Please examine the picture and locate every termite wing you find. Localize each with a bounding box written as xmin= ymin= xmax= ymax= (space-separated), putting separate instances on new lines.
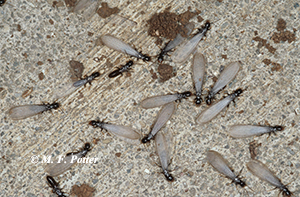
xmin=192 ymin=52 xmax=206 ymax=105
xmin=158 ymin=23 xmax=194 ymax=63
xmin=54 ymin=72 xmax=100 ymax=99
xmin=45 ymin=143 xmax=91 ymax=177
xmin=206 ymin=61 xmax=240 ymax=105
xmin=140 ymin=91 xmax=191 ymax=109
xmin=196 ymin=88 xmax=243 ymax=125
xmin=247 ymin=160 xmax=293 ymax=197
xmin=8 ymin=102 xmax=60 ymax=120
xmin=228 ymin=125 xmax=284 ymax=138
xmin=142 ymin=102 xmax=176 ymax=143
xmin=46 ymin=176 xmax=66 ymax=197
xmin=71 ymin=0 xmax=100 ymax=20
xmin=171 ymin=21 xmax=211 ymax=63
xmin=207 ymin=150 xmax=247 ymax=187
xmin=101 ymin=34 xmax=151 ymax=61
xmin=89 ymin=120 xmax=141 ymax=145
xmin=155 ymin=132 xmax=174 ymax=182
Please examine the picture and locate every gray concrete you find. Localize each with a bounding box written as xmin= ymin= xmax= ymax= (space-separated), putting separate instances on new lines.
xmin=1 ymin=0 xmax=299 ymax=196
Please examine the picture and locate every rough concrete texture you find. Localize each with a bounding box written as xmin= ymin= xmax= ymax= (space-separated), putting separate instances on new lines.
xmin=1 ymin=0 xmax=300 ymax=197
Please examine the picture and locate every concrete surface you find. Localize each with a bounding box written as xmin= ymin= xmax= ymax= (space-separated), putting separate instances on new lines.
xmin=1 ymin=0 xmax=300 ymax=196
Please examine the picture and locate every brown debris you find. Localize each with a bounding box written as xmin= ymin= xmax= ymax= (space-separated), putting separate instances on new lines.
xmin=115 ymin=152 xmax=121 ymax=157
xmin=271 ymin=31 xmax=296 ymax=43
xmin=21 ymin=88 xmax=33 ymax=98
xmin=276 ymin=18 xmax=286 ymax=31
xmin=271 ymin=18 xmax=296 ymax=43
xmin=64 ymin=0 xmax=76 ymax=7
xmin=249 ymin=140 xmax=261 ymax=159
xmin=262 ymin=59 xmax=283 ymax=72
xmin=97 ymin=2 xmax=120 ymax=18
xmin=253 ymin=36 xmax=276 ymax=54
xmin=38 ymin=72 xmax=45 ymax=80
xmin=157 ymin=64 xmax=176 ymax=82
xmin=150 ymin=68 xmax=158 ymax=80
xmin=221 ymin=54 xmax=227 ymax=59
xmin=71 ymin=183 xmax=95 ymax=197
xmin=69 ymin=60 xmax=84 ymax=82
xmin=148 ymin=9 xmax=199 ymax=40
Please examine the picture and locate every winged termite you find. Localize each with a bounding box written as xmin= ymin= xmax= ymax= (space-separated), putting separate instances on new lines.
xmin=157 ymin=23 xmax=194 ymax=63
xmin=141 ymin=102 xmax=176 ymax=143
xmin=192 ymin=52 xmax=206 ymax=105
xmin=247 ymin=160 xmax=293 ymax=197
xmin=101 ymin=34 xmax=151 ymax=61
xmin=206 ymin=61 xmax=240 ymax=105
xmin=207 ymin=150 xmax=247 ymax=187
xmin=45 ymin=143 xmax=91 ymax=177
xmin=89 ymin=120 xmax=141 ymax=145
xmin=8 ymin=102 xmax=60 ymax=120
xmin=171 ymin=21 xmax=211 ymax=63
xmin=54 ymin=71 xmax=99 ymax=99
xmin=228 ymin=125 xmax=284 ymax=138
xmin=140 ymin=91 xmax=191 ymax=109
xmin=155 ymin=132 xmax=174 ymax=182
xmin=196 ymin=88 xmax=243 ymax=124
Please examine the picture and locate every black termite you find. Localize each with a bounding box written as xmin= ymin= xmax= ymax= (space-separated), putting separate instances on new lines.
xmin=8 ymin=102 xmax=60 ymax=120
xmin=73 ymin=71 xmax=100 ymax=87
xmin=108 ymin=60 xmax=134 ymax=78
xmin=46 ymin=176 xmax=66 ymax=197
xmin=66 ymin=142 xmax=91 ymax=157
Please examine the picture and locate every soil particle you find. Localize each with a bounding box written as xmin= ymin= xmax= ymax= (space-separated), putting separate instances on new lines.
xmin=148 ymin=8 xmax=200 ymax=40
xmin=97 ymin=2 xmax=120 ymax=18
xmin=157 ymin=64 xmax=176 ymax=82
xmin=69 ymin=60 xmax=84 ymax=82
xmin=262 ymin=59 xmax=283 ymax=72
xmin=64 ymin=0 xmax=76 ymax=7
xmin=21 ymin=88 xmax=33 ymax=98
xmin=249 ymin=140 xmax=261 ymax=159
xmin=253 ymin=36 xmax=276 ymax=54
xmin=271 ymin=18 xmax=296 ymax=43
xmin=71 ymin=183 xmax=95 ymax=197
xmin=38 ymin=72 xmax=45 ymax=80
xmin=150 ymin=68 xmax=158 ymax=80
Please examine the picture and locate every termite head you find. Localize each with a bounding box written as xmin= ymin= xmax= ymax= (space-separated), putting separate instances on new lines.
xmin=281 ymin=186 xmax=292 ymax=197
xmin=206 ymin=93 xmax=213 ymax=105
xmin=91 ymin=72 xmax=100 ymax=78
xmin=0 ymin=0 xmax=6 ymax=6
xmin=163 ymin=169 xmax=175 ymax=182
xmin=272 ymin=125 xmax=284 ymax=132
xmin=182 ymin=91 xmax=192 ymax=98
xmin=127 ymin=60 xmax=134 ymax=66
xmin=205 ymin=21 xmax=211 ymax=30
xmin=157 ymin=54 xmax=164 ymax=63
xmin=141 ymin=136 xmax=150 ymax=144
xmin=89 ymin=120 xmax=104 ymax=128
xmin=47 ymin=102 xmax=60 ymax=110
xmin=195 ymin=92 xmax=202 ymax=105
xmin=142 ymin=54 xmax=151 ymax=62
xmin=233 ymin=88 xmax=243 ymax=97
xmin=84 ymin=143 xmax=91 ymax=151
xmin=233 ymin=177 xmax=246 ymax=188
